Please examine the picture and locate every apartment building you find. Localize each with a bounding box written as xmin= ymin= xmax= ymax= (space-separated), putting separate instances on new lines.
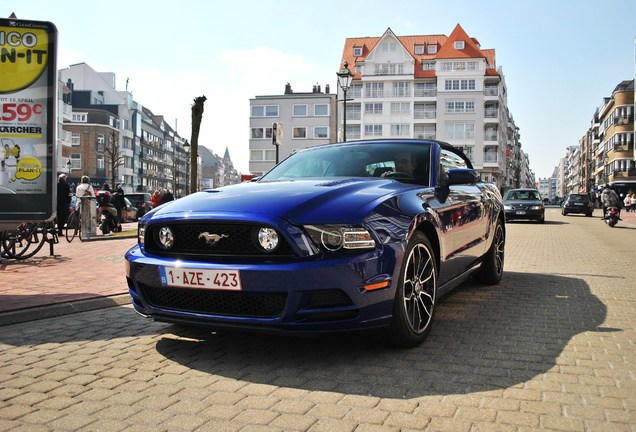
xmin=571 ymin=79 xmax=635 ymax=198
xmin=336 ymin=25 xmax=526 ymax=188
xmin=58 ymin=63 xmax=219 ymax=195
xmin=249 ymin=83 xmax=336 ymax=176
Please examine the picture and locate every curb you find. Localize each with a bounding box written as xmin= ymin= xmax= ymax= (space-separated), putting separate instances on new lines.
xmin=0 ymin=294 xmax=131 ymax=326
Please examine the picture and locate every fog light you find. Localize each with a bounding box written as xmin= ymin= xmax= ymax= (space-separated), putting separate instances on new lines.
xmin=157 ymin=226 xmax=174 ymax=250
xmin=257 ymin=227 xmax=279 ymax=252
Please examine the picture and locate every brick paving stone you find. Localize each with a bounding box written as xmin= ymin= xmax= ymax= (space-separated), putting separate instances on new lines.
xmin=0 ymin=208 xmax=635 ymax=431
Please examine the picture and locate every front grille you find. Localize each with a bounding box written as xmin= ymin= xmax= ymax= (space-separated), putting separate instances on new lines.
xmin=144 ymin=222 xmax=294 ymax=257
xmin=140 ymin=284 xmax=287 ymax=318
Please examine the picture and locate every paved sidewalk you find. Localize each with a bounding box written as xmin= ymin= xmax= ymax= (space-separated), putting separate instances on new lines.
xmin=0 ymin=223 xmax=138 ymax=325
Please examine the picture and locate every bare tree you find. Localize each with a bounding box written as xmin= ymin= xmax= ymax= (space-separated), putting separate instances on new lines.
xmin=190 ymin=95 xmax=206 ymax=193
xmin=105 ymin=129 xmax=124 ymax=187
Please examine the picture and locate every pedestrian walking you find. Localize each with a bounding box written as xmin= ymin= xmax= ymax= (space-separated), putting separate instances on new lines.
xmin=162 ymin=188 xmax=174 ymax=203
xmin=151 ymin=189 xmax=162 ymax=208
xmin=624 ymin=193 xmax=632 ymax=212
xmin=113 ymin=184 xmax=126 ymax=223
xmin=75 ymin=175 xmax=95 ymax=211
xmin=630 ymin=192 xmax=636 ymax=212
xmin=56 ymin=173 xmax=71 ymax=236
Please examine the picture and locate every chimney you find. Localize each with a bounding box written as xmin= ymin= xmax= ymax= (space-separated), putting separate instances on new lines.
xmin=317 ymin=84 xmax=321 ymax=93
xmin=285 ymin=83 xmax=292 ymax=94
xmin=325 ymin=84 xmax=330 ymax=94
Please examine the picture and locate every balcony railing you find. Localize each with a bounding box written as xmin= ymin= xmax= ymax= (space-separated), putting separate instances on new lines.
xmin=484 ymin=132 xmax=498 ymax=141
xmin=414 ymin=89 xmax=436 ymax=97
xmin=414 ymin=110 xmax=436 ymax=119
xmin=484 ymin=87 xmax=498 ymax=96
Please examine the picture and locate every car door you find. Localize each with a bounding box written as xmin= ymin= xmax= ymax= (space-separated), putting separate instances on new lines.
xmin=434 ymin=148 xmax=488 ymax=280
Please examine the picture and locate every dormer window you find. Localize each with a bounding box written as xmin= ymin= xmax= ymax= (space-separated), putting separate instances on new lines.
xmin=353 ymin=46 xmax=363 ymax=57
xmin=427 ymin=44 xmax=437 ymax=54
xmin=454 ymin=41 xmax=465 ymax=50
xmin=414 ymin=44 xmax=425 ymax=55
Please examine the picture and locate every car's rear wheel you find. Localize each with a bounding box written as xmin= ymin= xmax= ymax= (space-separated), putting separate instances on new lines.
xmin=473 ymin=218 xmax=505 ymax=285
xmin=387 ymin=232 xmax=437 ymax=348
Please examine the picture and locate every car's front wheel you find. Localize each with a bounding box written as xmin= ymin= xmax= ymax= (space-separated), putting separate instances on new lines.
xmin=387 ymin=232 xmax=437 ymax=348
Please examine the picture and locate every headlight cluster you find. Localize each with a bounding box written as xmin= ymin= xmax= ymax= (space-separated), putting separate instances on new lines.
xmin=304 ymin=225 xmax=375 ymax=252
xmin=138 ymin=225 xmax=146 ymax=244
xmin=531 ymin=205 xmax=544 ymax=210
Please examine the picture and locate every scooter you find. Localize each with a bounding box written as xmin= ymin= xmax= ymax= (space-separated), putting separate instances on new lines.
xmin=96 ymin=190 xmax=122 ymax=235
xmin=604 ymin=207 xmax=620 ymax=228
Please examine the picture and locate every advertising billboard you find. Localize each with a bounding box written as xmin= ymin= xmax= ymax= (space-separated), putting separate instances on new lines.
xmin=0 ymin=18 xmax=57 ymax=229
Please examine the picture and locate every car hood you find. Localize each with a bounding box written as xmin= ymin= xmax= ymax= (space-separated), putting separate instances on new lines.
xmin=146 ymin=178 xmax=412 ymax=224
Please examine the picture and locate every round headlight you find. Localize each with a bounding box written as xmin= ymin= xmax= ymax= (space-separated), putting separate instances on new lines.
xmin=321 ymin=229 xmax=343 ymax=251
xmin=157 ymin=226 xmax=174 ymax=250
xmin=257 ymin=227 xmax=279 ymax=252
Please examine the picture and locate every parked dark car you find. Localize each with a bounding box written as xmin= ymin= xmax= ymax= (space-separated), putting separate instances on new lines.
xmin=503 ymin=188 xmax=545 ymax=223
xmin=561 ymin=193 xmax=594 ymax=217
xmin=126 ymin=193 xmax=152 ymax=220
xmin=125 ymin=139 xmax=506 ymax=347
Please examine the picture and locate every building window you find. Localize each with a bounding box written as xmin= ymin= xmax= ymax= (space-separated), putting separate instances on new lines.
xmin=391 ymin=102 xmax=410 ymax=114
xmin=364 ymin=124 xmax=382 ymax=137
xmin=445 ymin=123 xmax=475 ymax=140
xmin=381 ymin=42 xmax=397 ymax=52
xmin=454 ymin=41 xmax=465 ymax=50
xmin=444 ymin=79 xmax=476 ymax=91
xmin=445 ymin=101 xmax=475 ymax=113
xmin=390 ymin=124 xmax=410 ymax=136
xmin=251 ymin=128 xmax=264 ymax=139
xmin=467 ymin=61 xmax=478 ymax=70
xmin=364 ymin=82 xmax=384 ymax=98
xmin=414 ymin=82 xmax=436 ymax=97
xmin=250 ymin=149 xmax=277 ymax=162
xmin=346 ymin=103 xmax=361 ymax=121
xmin=293 ymin=127 xmax=307 ymax=139
xmin=350 ymin=84 xmax=362 ymax=99
xmin=353 ymin=46 xmax=363 ymax=56
xmin=314 ymin=104 xmax=329 ymax=116
xmin=414 ymin=44 xmax=425 ymax=55
xmin=365 ymin=103 xmax=383 ymax=114
xmin=427 ymin=44 xmax=437 ymax=54
xmin=72 ymin=113 xmax=87 ymax=122
xmin=70 ymin=153 xmax=81 ymax=170
xmin=393 ymin=82 xmax=410 ymax=98
xmin=71 ymin=133 xmax=80 ymax=146
xmin=293 ymin=104 xmax=308 ymax=117
xmin=251 ymin=105 xmax=279 ymax=117
xmin=314 ymin=126 xmax=328 ymax=139
xmin=422 ymin=61 xmax=435 ymax=71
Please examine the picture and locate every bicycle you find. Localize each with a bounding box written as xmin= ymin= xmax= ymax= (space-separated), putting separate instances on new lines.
xmin=65 ymin=211 xmax=81 ymax=242
xmin=1 ymin=221 xmax=58 ymax=260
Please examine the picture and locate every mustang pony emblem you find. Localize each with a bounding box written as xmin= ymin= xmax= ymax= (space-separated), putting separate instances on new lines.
xmin=198 ymin=232 xmax=228 ymax=246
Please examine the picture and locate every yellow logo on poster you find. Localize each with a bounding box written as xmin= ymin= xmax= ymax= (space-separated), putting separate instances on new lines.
xmin=15 ymin=157 xmax=42 ymax=180
xmin=0 ymin=28 xmax=49 ymax=93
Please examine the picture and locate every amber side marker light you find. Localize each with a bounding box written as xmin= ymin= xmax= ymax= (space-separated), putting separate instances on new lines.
xmin=364 ymin=281 xmax=390 ymax=291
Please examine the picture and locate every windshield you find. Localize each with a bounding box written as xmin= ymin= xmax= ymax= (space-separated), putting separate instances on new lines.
xmin=568 ymin=195 xmax=588 ymax=203
xmin=505 ymin=190 xmax=541 ymax=201
xmin=260 ymin=142 xmax=432 ymax=186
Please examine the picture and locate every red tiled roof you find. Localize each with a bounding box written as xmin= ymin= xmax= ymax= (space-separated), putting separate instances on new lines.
xmin=340 ymin=24 xmax=499 ymax=80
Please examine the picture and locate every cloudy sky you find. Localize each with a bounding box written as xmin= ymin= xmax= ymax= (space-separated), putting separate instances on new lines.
xmin=9 ymin=0 xmax=636 ymax=177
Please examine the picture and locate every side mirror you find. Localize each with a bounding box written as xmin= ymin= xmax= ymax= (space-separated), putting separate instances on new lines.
xmin=445 ymin=168 xmax=479 ymax=186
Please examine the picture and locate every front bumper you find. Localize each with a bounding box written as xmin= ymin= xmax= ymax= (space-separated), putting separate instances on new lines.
xmin=125 ymin=245 xmax=397 ymax=333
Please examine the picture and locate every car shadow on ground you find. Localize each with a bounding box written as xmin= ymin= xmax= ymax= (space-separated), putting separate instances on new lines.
xmin=151 ymin=271 xmax=610 ymax=398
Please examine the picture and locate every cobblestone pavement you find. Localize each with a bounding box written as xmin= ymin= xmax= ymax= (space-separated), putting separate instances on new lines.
xmin=0 ymin=209 xmax=634 ymax=431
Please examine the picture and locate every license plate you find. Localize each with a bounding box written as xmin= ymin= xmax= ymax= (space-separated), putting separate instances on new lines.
xmin=515 ymin=210 xmax=526 ymax=215
xmin=574 ymin=203 xmax=583 ymax=206
xmin=160 ymin=267 xmax=242 ymax=290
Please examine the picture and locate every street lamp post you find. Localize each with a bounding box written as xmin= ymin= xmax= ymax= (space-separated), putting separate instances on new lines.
xmin=336 ymin=61 xmax=354 ymax=142
xmin=66 ymin=159 xmax=72 ymax=177
xmin=183 ymin=140 xmax=190 ymax=195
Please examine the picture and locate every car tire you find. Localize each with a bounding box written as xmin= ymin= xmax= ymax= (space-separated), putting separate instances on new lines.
xmin=387 ymin=231 xmax=437 ymax=348
xmin=562 ymin=210 xmax=567 ymax=216
xmin=473 ymin=218 xmax=505 ymax=285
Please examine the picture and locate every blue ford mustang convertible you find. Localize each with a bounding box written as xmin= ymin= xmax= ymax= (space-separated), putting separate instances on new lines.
xmin=125 ymin=139 xmax=505 ymax=347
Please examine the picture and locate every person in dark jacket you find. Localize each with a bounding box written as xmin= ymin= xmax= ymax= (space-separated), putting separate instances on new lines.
xmin=56 ymin=173 xmax=71 ymax=236
xmin=162 ymin=188 xmax=174 ymax=203
xmin=113 ymin=184 xmax=126 ymax=223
